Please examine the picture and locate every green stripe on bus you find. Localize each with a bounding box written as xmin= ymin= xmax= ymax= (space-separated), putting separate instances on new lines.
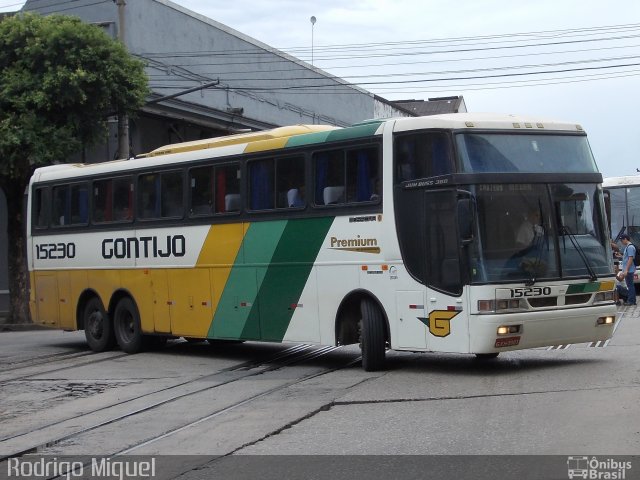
xmin=285 ymin=130 xmax=334 ymax=148
xmin=566 ymin=282 xmax=601 ymax=294
xmin=250 ymin=216 xmax=334 ymax=341
xmin=209 ymin=221 xmax=287 ymax=340
xmin=209 ymin=217 xmax=334 ymax=341
xmin=325 ymin=122 xmax=382 ymax=142
xmin=284 ymin=122 xmax=382 ymax=149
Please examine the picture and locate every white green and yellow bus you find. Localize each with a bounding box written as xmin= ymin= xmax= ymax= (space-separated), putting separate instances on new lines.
xmin=27 ymin=113 xmax=617 ymax=371
xmin=603 ymin=176 xmax=640 ymax=244
xmin=603 ymin=176 xmax=640 ymax=281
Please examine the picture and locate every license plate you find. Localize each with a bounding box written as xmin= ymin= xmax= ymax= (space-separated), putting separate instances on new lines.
xmin=495 ymin=336 xmax=520 ymax=348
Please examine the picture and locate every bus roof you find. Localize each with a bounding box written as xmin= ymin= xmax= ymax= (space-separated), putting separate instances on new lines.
xmin=141 ymin=124 xmax=339 ymax=157
xmin=392 ymin=112 xmax=585 ymax=133
xmin=30 ymin=113 xmax=587 ymax=184
xmin=30 ymin=121 xmax=385 ymax=183
xmin=603 ymin=175 xmax=640 ymax=188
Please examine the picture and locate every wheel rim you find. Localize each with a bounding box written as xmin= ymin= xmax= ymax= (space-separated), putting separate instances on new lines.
xmin=118 ymin=309 xmax=136 ymax=343
xmin=87 ymin=310 xmax=104 ymax=339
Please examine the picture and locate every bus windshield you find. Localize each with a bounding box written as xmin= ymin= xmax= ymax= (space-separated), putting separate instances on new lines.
xmin=607 ymin=184 xmax=640 ymax=245
xmin=468 ymin=183 xmax=611 ymax=283
xmin=455 ymin=133 xmax=597 ymax=173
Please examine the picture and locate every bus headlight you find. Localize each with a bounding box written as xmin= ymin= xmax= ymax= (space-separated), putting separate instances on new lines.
xmin=497 ymin=325 xmax=522 ymax=335
xmin=596 ymin=316 xmax=615 ymax=325
xmin=594 ymin=291 xmax=615 ymax=303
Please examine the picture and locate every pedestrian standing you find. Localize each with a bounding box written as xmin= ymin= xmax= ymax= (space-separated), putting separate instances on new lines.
xmin=618 ymin=234 xmax=637 ymax=306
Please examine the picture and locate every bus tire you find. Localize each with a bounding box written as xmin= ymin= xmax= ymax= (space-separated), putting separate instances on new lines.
xmin=206 ymin=339 xmax=245 ymax=345
xmin=360 ymin=298 xmax=386 ymax=372
xmin=113 ymin=297 xmax=144 ymax=354
xmin=83 ymin=297 xmax=115 ymax=352
xmin=475 ymin=353 xmax=499 ymax=359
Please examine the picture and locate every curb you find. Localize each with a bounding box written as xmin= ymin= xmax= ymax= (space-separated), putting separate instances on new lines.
xmin=0 ymin=322 xmax=52 ymax=332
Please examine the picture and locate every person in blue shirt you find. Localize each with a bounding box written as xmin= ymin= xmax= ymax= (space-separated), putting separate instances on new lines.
xmin=619 ymin=234 xmax=637 ymax=306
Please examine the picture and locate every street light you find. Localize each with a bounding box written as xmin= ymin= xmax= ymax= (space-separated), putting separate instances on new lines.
xmin=310 ymin=16 xmax=316 ymax=66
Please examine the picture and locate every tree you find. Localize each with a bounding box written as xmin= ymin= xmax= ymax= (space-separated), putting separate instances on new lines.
xmin=0 ymin=13 xmax=148 ymax=323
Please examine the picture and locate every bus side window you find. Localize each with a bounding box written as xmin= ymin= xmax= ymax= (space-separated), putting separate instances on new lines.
xmin=215 ymin=164 xmax=240 ymax=213
xmin=276 ymin=156 xmax=305 ymax=209
xmin=113 ymin=178 xmax=133 ymax=221
xmin=395 ymin=132 xmax=453 ymax=181
xmin=94 ymin=178 xmax=132 ymax=223
xmin=161 ymin=171 xmax=184 ymax=218
xmin=93 ymin=179 xmax=111 ymax=222
xmin=33 ymin=187 xmax=49 ymax=229
xmin=52 ymin=185 xmax=68 ymax=226
xmin=249 ymin=159 xmax=274 ymax=210
xmin=314 ymin=150 xmax=344 ymax=205
xmin=190 ymin=166 xmax=213 ymax=216
xmin=51 ymin=182 xmax=88 ymax=226
xmin=346 ymin=146 xmax=379 ymax=203
xmin=139 ymin=171 xmax=183 ymax=219
xmin=70 ymin=183 xmax=89 ymax=224
xmin=139 ymin=174 xmax=160 ymax=219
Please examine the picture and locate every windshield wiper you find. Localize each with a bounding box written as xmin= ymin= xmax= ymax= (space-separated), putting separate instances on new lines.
xmin=561 ymin=225 xmax=598 ymax=281
xmin=525 ymin=232 xmax=546 ymax=286
xmin=525 ymin=204 xmax=547 ymax=286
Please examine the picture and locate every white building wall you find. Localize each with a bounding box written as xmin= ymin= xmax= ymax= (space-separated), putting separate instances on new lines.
xmin=22 ymin=0 xmax=409 ymax=130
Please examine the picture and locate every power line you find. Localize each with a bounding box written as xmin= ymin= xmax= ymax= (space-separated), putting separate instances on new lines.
xmin=148 ymin=67 xmax=640 ymax=96
xmin=138 ymin=22 xmax=640 ymax=57
xmin=146 ymin=54 xmax=640 ymax=84
xmin=229 ymin=62 xmax=640 ymax=89
xmin=136 ymin=32 xmax=640 ymax=71
xmin=155 ymin=43 xmax=640 ymax=72
xmin=148 ymin=62 xmax=640 ymax=95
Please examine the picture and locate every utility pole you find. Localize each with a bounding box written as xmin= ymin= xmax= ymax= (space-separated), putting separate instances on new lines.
xmin=310 ymin=16 xmax=316 ymax=66
xmin=115 ymin=0 xmax=129 ymax=159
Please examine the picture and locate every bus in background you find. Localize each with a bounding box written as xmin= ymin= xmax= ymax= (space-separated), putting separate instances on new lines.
xmin=603 ymin=176 xmax=640 ymax=278
xmin=27 ymin=113 xmax=617 ymax=371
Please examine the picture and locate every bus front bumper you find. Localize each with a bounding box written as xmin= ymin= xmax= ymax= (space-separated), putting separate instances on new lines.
xmin=469 ymin=304 xmax=618 ymax=354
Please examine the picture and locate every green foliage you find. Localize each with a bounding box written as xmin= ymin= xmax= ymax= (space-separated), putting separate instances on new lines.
xmin=0 ymin=12 xmax=149 ymax=176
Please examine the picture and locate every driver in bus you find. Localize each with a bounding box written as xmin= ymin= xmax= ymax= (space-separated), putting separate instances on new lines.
xmin=515 ymin=209 xmax=543 ymax=248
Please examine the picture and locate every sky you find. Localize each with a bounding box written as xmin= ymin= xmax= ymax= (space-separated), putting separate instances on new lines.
xmin=2 ymin=0 xmax=640 ymax=178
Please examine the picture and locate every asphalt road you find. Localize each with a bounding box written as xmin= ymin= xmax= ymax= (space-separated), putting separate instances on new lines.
xmin=0 ymin=305 xmax=638 ymax=480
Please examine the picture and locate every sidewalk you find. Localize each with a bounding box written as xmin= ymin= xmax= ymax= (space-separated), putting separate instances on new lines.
xmin=0 ymin=313 xmax=49 ymax=332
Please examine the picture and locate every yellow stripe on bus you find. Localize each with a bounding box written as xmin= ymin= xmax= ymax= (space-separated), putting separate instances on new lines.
xmin=243 ymin=137 xmax=290 ymax=154
xmin=197 ymin=223 xmax=248 ymax=335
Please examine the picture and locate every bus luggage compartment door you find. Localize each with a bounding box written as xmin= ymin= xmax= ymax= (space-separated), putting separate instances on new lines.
xmin=34 ymin=272 xmax=59 ymax=327
xmin=395 ymin=291 xmax=427 ymax=350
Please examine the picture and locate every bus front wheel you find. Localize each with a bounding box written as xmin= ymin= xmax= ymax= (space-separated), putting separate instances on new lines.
xmin=360 ymin=298 xmax=386 ymax=372
xmin=113 ymin=297 xmax=144 ymax=354
xmin=83 ymin=297 xmax=115 ymax=352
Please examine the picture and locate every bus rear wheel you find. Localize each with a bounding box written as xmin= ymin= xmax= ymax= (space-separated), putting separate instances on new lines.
xmin=360 ymin=298 xmax=386 ymax=372
xmin=113 ymin=297 xmax=144 ymax=354
xmin=83 ymin=297 xmax=115 ymax=352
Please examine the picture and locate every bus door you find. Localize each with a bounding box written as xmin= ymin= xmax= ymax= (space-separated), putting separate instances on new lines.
xmin=423 ymin=189 xmax=469 ymax=353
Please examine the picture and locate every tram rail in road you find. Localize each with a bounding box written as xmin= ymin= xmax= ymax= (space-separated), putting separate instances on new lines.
xmin=0 ymin=340 xmax=360 ymax=461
